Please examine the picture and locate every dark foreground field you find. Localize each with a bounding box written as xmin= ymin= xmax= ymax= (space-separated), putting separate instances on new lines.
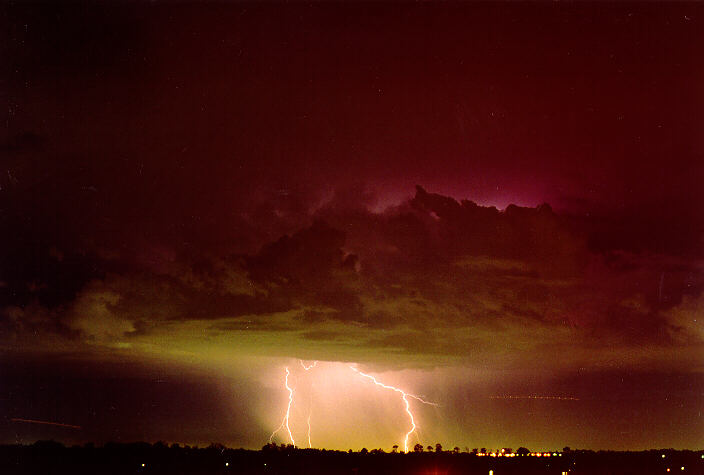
xmin=1 ymin=442 xmax=702 ymax=475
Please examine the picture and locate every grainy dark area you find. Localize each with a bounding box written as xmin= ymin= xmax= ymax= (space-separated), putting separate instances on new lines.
xmin=1 ymin=443 xmax=703 ymax=475
xmin=2 ymin=0 xmax=703 ymax=452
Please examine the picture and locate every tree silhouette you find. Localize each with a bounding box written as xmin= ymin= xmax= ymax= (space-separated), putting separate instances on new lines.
xmin=392 ymin=445 xmax=399 ymax=453
xmin=0 ymin=440 xmax=683 ymax=475
xmin=435 ymin=443 xmax=443 ymax=453
xmin=262 ymin=443 xmax=278 ymax=452
xmin=207 ymin=442 xmax=225 ymax=452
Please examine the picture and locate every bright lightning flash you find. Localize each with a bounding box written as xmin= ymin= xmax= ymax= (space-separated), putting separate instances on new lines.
xmin=300 ymin=360 xmax=318 ymax=448
xmin=269 ymin=367 xmax=295 ymax=446
xmin=300 ymin=360 xmax=317 ymax=371
xmin=350 ymin=366 xmax=437 ymax=453
xmin=270 ymin=362 xmax=318 ymax=448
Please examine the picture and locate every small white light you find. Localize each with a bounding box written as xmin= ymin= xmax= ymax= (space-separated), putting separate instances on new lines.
xmin=663 ymin=455 xmax=667 ymax=458
xmin=225 ymin=462 xmax=229 ymax=467
xmin=141 ymin=463 xmax=145 ymax=467
xmin=681 ymin=467 xmax=685 ymax=471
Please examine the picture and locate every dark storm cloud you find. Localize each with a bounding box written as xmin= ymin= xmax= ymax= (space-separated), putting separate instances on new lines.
xmin=3 ymin=1 xmax=702 ymax=278
xmin=1 ymin=1 xmax=703 ymax=449
xmin=3 ymin=183 xmax=700 ymax=374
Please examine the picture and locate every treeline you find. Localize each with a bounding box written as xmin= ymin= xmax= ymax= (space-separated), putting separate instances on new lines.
xmin=0 ymin=441 xmax=702 ymax=475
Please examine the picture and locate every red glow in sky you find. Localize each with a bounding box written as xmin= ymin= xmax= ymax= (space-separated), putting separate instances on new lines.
xmin=1 ymin=1 xmax=703 ymax=451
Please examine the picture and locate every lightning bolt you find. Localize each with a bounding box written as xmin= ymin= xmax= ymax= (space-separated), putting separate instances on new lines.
xmin=350 ymin=366 xmax=437 ymax=453
xmin=269 ymin=367 xmax=295 ymax=446
xmin=300 ymin=360 xmax=317 ymax=371
xmin=300 ymin=360 xmax=317 ymax=447
xmin=269 ymin=362 xmax=437 ymax=451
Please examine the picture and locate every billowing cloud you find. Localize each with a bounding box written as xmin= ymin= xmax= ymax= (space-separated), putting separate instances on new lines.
xmin=2 ymin=186 xmax=700 ymax=378
xmin=2 ymin=2 xmax=703 ymax=449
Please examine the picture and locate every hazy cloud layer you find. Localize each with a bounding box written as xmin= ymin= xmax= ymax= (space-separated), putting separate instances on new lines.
xmin=2 ymin=2 xmax=704 ymax=449
xmin=1 ymin=186 xmax=701 ymax=376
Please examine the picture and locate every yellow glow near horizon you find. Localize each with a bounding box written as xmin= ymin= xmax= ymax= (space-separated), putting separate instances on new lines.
xmin=262 ymin=360 xmax=442 ymax=451
xmin=269 ymin=368 xmax=295 ymax=446
xmin=349 ymin=365 xmax=438 ymax=452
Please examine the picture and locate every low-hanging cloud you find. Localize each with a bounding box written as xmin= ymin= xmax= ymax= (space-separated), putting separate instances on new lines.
xmin=2 ymin=185 xmax=701 ymax=375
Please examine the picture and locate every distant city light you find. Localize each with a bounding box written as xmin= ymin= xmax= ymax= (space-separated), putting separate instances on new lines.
xmin=141 ymin=463 xmax=145 ymax=467
xmin=225 ymin=462 xmax=229 ymax=467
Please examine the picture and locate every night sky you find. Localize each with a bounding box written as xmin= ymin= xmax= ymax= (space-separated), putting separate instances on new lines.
xmin=1 ymin=2 xmax=703 ymax=451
